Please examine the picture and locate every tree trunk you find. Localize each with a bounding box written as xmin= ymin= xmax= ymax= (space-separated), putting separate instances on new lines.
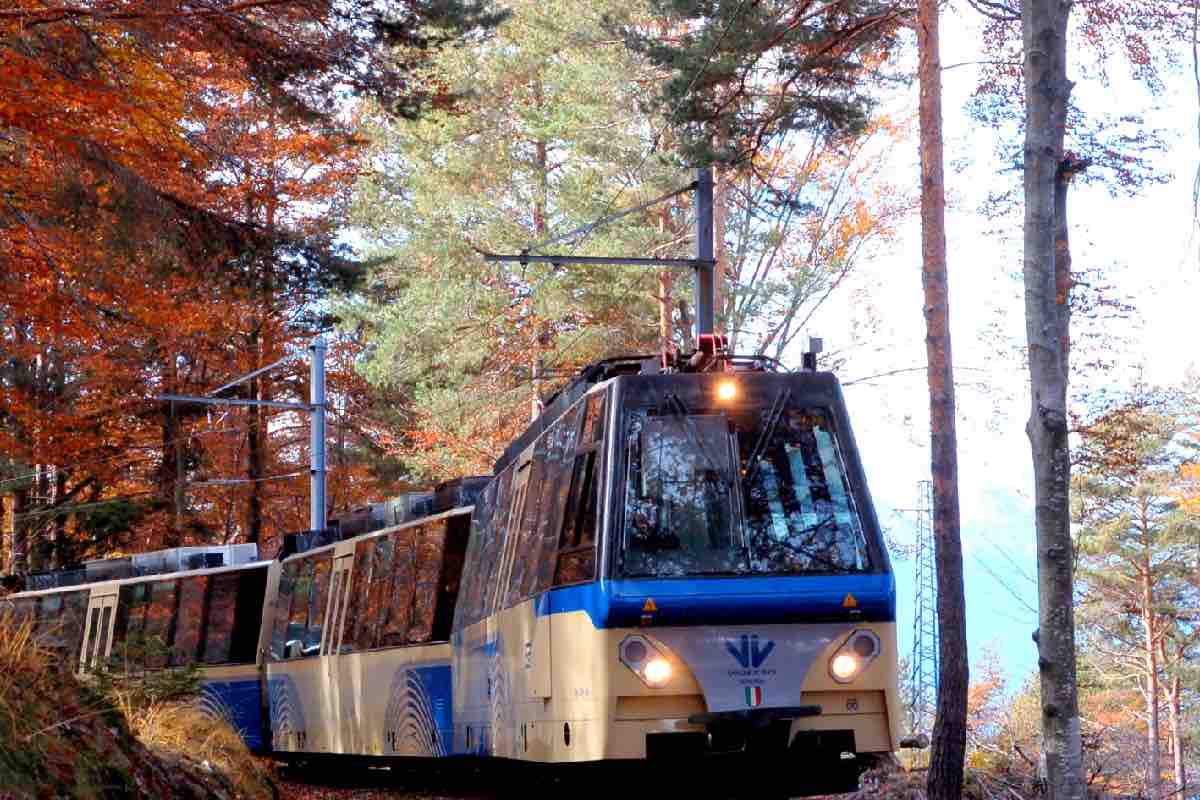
xmin=246 ymin=372 xmax=265 ymax=544
xmin=10 ymin=487 xmax=28 ymax=576
xmin=1023 ymin=1 xmax=1085 ymax=798
xmin=0 ymin=493 xmax=7 ymax=574
xmin=658 ymin=270 xmax=673 ymax=350
xmin=1142 ymin=564 xmax=1161 ymax=800
xmin=162 ymin=399 xmax=182 ymax=548
xmin=52 ymin=468 xmax=66 ymax=568
xmin=917 ymin=2 xmax=968 ymax=797
xmin=658 ymin=207 xmax=674 ymax=351
xmin=1165 ymin=671 xmax=1185 ymax=798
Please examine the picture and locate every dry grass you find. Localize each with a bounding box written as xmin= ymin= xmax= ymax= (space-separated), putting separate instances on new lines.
xmin=0 ymin=607 xmax=272 ymax=798
xmin=118 ymin=695 xmax=274 ymax=799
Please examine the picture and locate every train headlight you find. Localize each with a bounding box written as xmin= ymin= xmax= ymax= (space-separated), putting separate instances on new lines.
xmin=643 ymin=657 xmax=672 ymax=687
xmin=716 ymin=380 xmax=738 ymax=401
xmin=829 ymin=630 xmax=881 ymax=684
xmin=619 ymin=634 xmax=673 ymax=688
xmin=831 ymin=654 xmax=859 ymax=680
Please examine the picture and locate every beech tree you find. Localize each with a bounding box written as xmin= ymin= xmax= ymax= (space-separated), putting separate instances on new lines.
xmin=0 ymin=0 xmax=500 ymax=568
xmin=1021 ymin=1 xmax=1087 ymax=796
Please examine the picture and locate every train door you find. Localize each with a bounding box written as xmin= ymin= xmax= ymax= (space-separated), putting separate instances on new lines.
xmin=320 ymin=547 xmax=354 ymax=752
xmin=78 ymin=584 xmax=118 ymax=674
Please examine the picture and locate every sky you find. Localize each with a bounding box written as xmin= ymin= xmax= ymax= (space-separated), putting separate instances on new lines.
xmin=800 ymin=8 xmax=1200 ymax=693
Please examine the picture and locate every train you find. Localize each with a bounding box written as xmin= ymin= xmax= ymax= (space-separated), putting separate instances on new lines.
xmin=3 ymin=349 xmax=899 ymax=797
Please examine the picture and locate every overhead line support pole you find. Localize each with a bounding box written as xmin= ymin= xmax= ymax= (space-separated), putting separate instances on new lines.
xmin=695 ymin=166 xmax=715 ymax=337
xmin=151 ymin=334 xmax=328 ymax=535
xmin=309 ymin=336 xmax=327 ymax=534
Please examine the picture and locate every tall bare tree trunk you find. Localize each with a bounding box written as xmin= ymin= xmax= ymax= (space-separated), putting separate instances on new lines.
xmin=1142 ymin=560 xmax=1162 ymax=800
xmin=0 ymin=493 xmax=7 ymax=574
xmin=1023 ymin=2 xmax=1085 ymax=797
xmin=52 ymin=468 xmax=66 ymax=568
xmin=247 ymin=371 xmax=265 ymax=544
xmin=1164 ymin=670 xmax=1185 ymax=798
xmin=10 ymin=487 xmax=28 ymax=575
xmin=658 ymin=270 xmax=673 ymax=348
xmin=917 ymin=2 xmax=967 ymax=797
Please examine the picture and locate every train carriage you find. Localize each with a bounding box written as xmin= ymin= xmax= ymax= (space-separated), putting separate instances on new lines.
xmin=450 ymin=357 xmax=899 ymax=796
xmin=263 ymin=503 xmax=476 ymax=759
xmin=0 ymin=357 xmax=899 ymax=797
xmin=4 ymin=545 xmax=272 ymax=750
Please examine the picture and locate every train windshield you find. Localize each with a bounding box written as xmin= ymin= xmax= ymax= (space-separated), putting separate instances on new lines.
xmin=620 ymin=396 xmax=871 ymax=577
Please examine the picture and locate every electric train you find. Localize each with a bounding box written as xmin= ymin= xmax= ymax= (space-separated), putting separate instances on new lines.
xmin=3 ymin=351 xmax=898 ymax=797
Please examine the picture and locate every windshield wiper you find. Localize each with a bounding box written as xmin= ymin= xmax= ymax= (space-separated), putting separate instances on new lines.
xmin=743 ymin=388 xmax=791 ymax=487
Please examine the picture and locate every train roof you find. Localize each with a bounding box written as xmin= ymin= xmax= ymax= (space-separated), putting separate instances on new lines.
xmin=15 ymin=543 xmax=261 ymax=594
xmin=280 ymin=505 xmax=474 ymax=561
xmin=493 ymin=353 xmax=824 ymax=476
xmin=7 ymin=555 xmax=272 ymax=600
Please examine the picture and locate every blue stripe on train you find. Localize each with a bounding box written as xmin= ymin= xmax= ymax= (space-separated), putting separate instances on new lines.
xmin=200 ymin=678 xmax=266 ymax=752
xmin=413 ymin=665 xmax=454 ymax=756
xmin=535 ymin=573 xmax=896 ymax=628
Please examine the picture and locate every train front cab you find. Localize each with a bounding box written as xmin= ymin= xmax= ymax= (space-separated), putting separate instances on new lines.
xmin=452 ymin=368 xmax=898 ymax=796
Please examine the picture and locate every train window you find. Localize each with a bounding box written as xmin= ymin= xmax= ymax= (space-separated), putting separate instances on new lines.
xmin=34 ymin=594 xmax=64 ymax=648
xmin=508 ymin=454 xmax=546 ymax=607
xmin=345 ymin=539 xmax=374 ymax=652
xmin=480 ymin=468 xmax=515 ymax=616
xmin=114 ymin=583 xmax=156 ymax=671
xmin=361 ymin=536 xmax=394 ymax=649
xmin=382 ymin=526 xmax=416 ymax=647
xmin=201 ymin=572 xmax=239 ymax=664
xmin=740 ymin=410 xmax=870 ymax=574
xmin=552 ymin=393 xmax=603 ymax=588
xmin=61 ymin=591 xmax=88 ymax=668
xmin=333 ymin=542 xmax=369 ymax=654
xmin=305 ymin=557 xmax=331 ymax=654
xmin=582 ymin=391 xmax=605 ymax=444
xmin=171 ymin=575 xmax=207 ymax=666
xmin=453 ymin=509 xmax=487 ymax=633
xmin=619 ymin=401 xmax=870 ymax=577
xmin=408 ymin=520 xmax=447 ymax=643
xmin=143 ymin=581 xmax=177 ymax=670
xmin=84 ymin=606 xmax=102 ymax=670
xmin=229 ymin=567 xmax=268 ymax=663
xmin=525 ymin=403 xmax=582 ymax=594
xmin=270 ymin=561 xmax=299 ymax=661
xmin=286 ymin=559 xmax=313 ymax=658
xmin=433 ymin=514 xmax=470 ymax=641
xmin=94 ymin=604 xmax=113 ymax=671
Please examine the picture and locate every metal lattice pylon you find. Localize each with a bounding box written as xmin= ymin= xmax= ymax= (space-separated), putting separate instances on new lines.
xmin=909 ymin=479 xmax=939 ymax=735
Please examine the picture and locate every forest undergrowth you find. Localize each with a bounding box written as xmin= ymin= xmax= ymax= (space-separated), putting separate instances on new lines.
xmin=0 ymin=611 xmax=271 ymax=799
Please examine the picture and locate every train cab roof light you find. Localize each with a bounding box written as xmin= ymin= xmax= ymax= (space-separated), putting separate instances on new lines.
xmin=716 ymin=380 xmax=738 ymax=402
xmin=801 ymin=335 xmax=823 ymax=372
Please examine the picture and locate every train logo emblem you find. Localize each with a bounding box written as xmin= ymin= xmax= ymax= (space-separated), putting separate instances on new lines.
xmin=726 ymin=634 xmax=775 ymax=669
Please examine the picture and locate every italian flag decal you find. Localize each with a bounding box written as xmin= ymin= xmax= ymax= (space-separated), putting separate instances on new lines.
xmin=745 ymin=686 xmax=763 ymax=707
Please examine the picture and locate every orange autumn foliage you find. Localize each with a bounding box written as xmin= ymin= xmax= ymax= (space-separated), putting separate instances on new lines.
xmin=0 ymin=1 xmax=450 ymax=570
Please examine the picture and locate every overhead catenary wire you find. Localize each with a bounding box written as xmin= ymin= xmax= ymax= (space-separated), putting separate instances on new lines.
xmin=188 ymin=470 xmax=309 ymax=487
xmin=0 ymin=426 xmax=251 ymax=490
